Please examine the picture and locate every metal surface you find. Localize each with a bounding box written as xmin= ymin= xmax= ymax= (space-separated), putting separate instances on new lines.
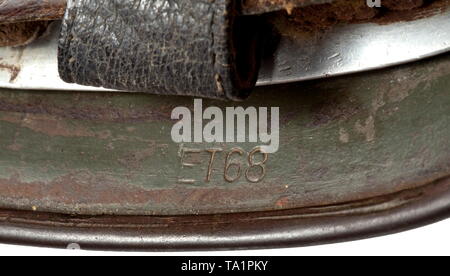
xmin=1 ymin=7 xmax=450 ymax=91
xmin=0 ymin=0 xmax=448 ymax=250
xmin=0 ymin=176 xmax=449 ymax=250
xmin=0 ymin=42 xmax=448 ymax=250
xmin=0 ymin=51 xmax=448 ymax=216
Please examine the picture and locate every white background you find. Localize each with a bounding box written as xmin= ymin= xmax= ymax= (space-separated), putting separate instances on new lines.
xmin=0 ymin=218 xmax=449 ymax=256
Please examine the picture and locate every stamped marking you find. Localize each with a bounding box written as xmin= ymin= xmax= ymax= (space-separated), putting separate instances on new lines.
xmin=246 ymin=147 xmax=268 ymax=183
xmin=180 ymin=148 xmax=202 ymax=167
xmin=177 ymin=179 xmax=197 ymax=184
xmin=178 ymin=146 xmax=270 ymax=184
xmin=206 ymin=148 xmax=223 ymax=182
xmin=224 ymin=148 xmax=245 ymax=183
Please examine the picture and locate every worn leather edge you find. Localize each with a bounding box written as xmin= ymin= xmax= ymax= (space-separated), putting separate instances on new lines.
xmin=57 ymin=0 xmax=263 ymax=101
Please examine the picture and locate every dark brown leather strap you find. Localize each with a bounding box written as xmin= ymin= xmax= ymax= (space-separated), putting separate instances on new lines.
xmin=58 ymin=0 xmax=264 ymax=100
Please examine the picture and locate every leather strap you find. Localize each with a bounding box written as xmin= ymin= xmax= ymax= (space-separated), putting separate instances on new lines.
xmin=58 ymin=0 xmax=263 ymax=100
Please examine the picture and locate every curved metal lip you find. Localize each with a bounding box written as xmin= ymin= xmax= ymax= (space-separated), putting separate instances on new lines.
xmin=0 ymin=176 xmax=449 ymax=251
xmin=257 ymin=8 xmax=450 ymax=86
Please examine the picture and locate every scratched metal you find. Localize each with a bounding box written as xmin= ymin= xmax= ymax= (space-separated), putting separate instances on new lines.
xmin=0 ymin=52 xmax=448 ymax=216
xmin=258 ymin=2 xmax=450 ymax=86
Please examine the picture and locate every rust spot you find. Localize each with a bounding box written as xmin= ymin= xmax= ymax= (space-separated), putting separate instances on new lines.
xmin=118 ymin=144 xmax=157 ymax=170
xmin=6 ymin=142 xmax=23 ymax=151
xmin=339 ymin=127 xmax=350 ymax=143
xmin=275 ymin=197 xmax=290 ymax=208
xmin=0 ymin=113 xmax=96 ymax=138
xmin=309 ymin=94 xmax=361 ymax=127
xmin=0 ymin=94 xmax=174 ymax=123
xmin=0 ymin=171 xmax=288 ymax=215
xmin=0 ymin=61 xmax=20 ymax=82
xmin=355 ymin=115 xmax=376 ymax=142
